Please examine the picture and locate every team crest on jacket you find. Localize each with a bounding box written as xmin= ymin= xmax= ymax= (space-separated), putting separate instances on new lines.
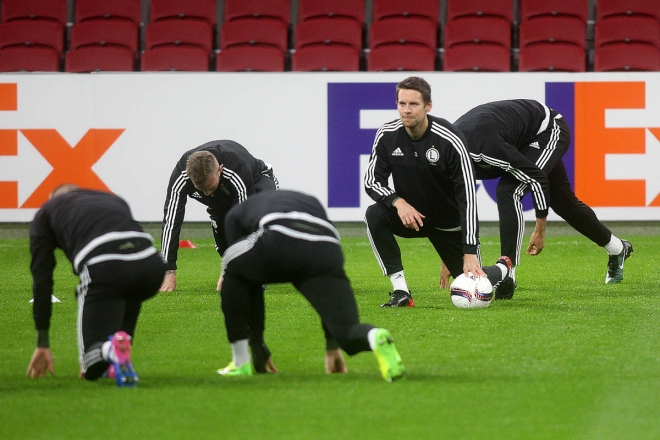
xmin=426 ymin=147 xmax=439 ymax=163
xmin=219 ymin=184 xmax=230 ymax=196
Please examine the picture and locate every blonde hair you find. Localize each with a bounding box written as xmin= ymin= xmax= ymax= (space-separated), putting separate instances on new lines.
xmin=50 ymin=183 xmax=80 ymax=199
xmin=186 ymin=151 xmax=219 ymax=187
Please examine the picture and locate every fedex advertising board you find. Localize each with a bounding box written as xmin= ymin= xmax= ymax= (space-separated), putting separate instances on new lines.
xmin=0 ymin=72 xmax=658 ymax=222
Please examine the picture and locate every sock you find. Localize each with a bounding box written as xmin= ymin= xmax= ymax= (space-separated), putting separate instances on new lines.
xmin=367 ymin=328 xmax=379 ymax=351
xmin=604 ymin=235 xmax=624 ymax=256
xmin=101 ymin=340 xmax=115 ymax=363
xmin=389 ymin=271 xmax=409 ymax=293
xmin=495 ymin=262 xmax=509 ymax=280
xmin=231 ymin=339 xmax=250 ymax=367
xmin=510 ymin=266 xmax=516 ymax=282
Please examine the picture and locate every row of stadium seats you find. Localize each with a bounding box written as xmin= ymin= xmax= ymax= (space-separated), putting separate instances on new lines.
xmin=0 ymin=0 xmax=658 ymax=72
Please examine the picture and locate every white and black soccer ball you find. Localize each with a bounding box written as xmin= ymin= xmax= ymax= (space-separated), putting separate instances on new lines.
xmin=449 ymin=273 xmax=493 ymax=309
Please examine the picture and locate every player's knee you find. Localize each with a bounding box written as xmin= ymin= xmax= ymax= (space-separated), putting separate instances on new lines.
xmin=365 ymin=203 xmax=389 ymax=228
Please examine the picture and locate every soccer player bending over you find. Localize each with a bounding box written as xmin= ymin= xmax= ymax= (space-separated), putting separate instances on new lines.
xmin=216 ymin=190 xmax=405 ymax=382
xmin=27 ymin=184 xmax=166 ymax=387
xmin=453 ymin=99 xmax=632 ymax=299
xmin=160 ymin=140 xmax=278 ymax=292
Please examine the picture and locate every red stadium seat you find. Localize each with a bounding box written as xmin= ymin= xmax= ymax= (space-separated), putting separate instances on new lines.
xmin=0 ymin=20 xmax=64 ymax=55
xmin=141 ymin=46 xmax=209 ymax=71
xmin=369 ymin=17 xmax=437 ymax=50
xmin=298 ymin=0 xmax=364 ymax=24
xmin=596 ymin=0 xmax=660 ymax=22
xmin=75 ymin=0 xmax=142 ymax=27
xmin=292 ymin=45 xmax=360 ymax=71
xmin=224 ymin=0 xmax=290 ymax=26
xmin=518 ymin=44 xmax=585 ymax=72
xmin=66 ymin=46 xmax=135 ymax=72
xmin=145 ymin=20 xmax=213 ymax=53
xmin=444 ymin=17 xmax=510 ymax=49
xmin=0 ymin=46 xmax=60 ymax=72
xmin=295 ymin=18 xmax=361 ymax=52
xmin=520 ymin=0 xmax=588 ymax=23
xmin=446 ymin=0 xmax=513 ymax=23
xmin=216 ymin=46 xmax=285 ymax=71
xmin=150 ymin=0 xmax=216 ymax=26
xmin=372 ymin=0 xmax=439 ymax=23
xmin=1 ymin=0 xmax=67 ymax=27
xmin=221 ymin=19 xmax=288 ymax=52
xmin=368 ymin=45 xmax=436 ymax=71
xmin=595 ymin=44 xmax=660 ymax=71
xmin=443 ymin=45 xmax=510 ymax=71
xmin=595 ymin=16 xmax=660 ymax=48
xmin=70 ymin=21 xmax=139 ymax=59
xmin=519 ymin=17 xmax=586 ymax=50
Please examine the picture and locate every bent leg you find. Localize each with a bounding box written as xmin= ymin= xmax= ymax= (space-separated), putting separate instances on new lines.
xmin=549 ymin=161 xmax=612 ymax=246
xmin=294 ymin=274 xmax=373 ymax=356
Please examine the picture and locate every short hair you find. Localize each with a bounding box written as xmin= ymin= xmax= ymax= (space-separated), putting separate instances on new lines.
xmin=186 ymin=151 xmax=219 ymax=187
xmin=50 ymin=183 xmax=80 ymax=199
xmin=396 ymin=76 xmax=432 ymax=105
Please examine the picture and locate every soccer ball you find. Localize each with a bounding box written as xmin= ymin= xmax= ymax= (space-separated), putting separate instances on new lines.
xmin=449 ymin=273 xmax=493 ymax=309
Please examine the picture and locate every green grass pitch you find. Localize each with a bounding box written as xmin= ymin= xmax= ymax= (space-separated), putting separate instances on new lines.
xmin=1 ymin=222 xmax=660 ymax=439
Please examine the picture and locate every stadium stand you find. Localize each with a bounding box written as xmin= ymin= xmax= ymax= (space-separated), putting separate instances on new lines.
xmin=0 ymin=0 xmax=655 ymax=73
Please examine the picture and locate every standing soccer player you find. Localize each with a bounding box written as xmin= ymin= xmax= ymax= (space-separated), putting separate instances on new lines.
xmin=454 ymin=99 xmax=632 ymax=298
xmin=364 ymin=76 xmax=511 ymax=308
xmin=160 ymin=140 xmax=278 ymax=291
xmin=27 ymin=184 xmax=166 ymax=387
xmin=216 ymin=190 xmax=405 ymax=382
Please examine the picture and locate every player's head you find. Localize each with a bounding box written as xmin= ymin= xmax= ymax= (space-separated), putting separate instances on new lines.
xmin=187 ymin=151 xmax=222 ymax=196
xmin=396 ymin=76 xmax=432 ymax=106
xmin=396 ymin=77 xmax=432 ymax=135
xmin=49 ymin=183 xmax=80 ymax=199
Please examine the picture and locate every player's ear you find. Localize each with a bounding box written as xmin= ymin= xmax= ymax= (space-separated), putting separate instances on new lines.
xmin=426 ymin=101 xmax=433 ymax=111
